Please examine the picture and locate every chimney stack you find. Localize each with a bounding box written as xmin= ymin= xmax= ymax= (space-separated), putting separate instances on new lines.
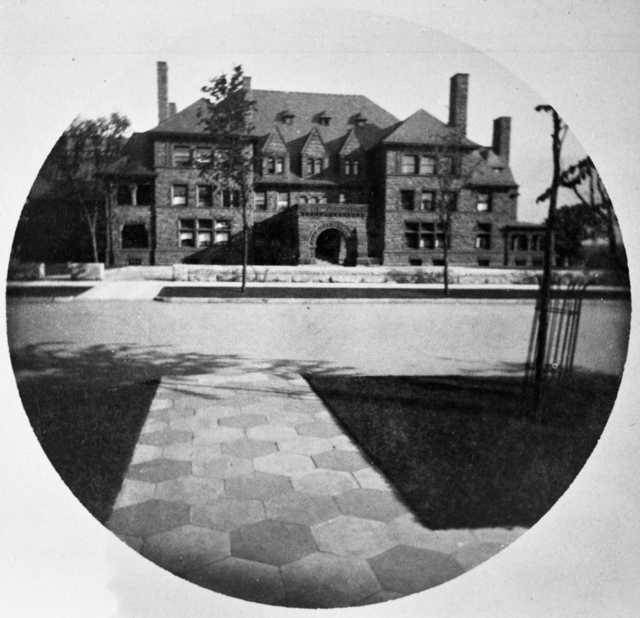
xmin=492 ymin=116 xmax=511 ymax=161
xmin=448 ymin=73 xmax=469 ymax=136
xmin=242 ymin=75 xmax=252 ymax=92
xmin=157 ymin=61 xmax=169 ymax=124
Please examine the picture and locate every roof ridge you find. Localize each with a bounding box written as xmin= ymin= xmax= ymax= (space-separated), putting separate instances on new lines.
xmin=252 ymin=88 xmax=369 ymax=98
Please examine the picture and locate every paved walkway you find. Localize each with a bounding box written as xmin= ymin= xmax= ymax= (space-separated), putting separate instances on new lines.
xmin=107 ymin=370 xmax=526 ymax=607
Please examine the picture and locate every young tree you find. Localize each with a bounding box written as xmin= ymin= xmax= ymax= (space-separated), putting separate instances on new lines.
xmin=532 ymin=104 xmax=568 ymax=421
xmin=199 ymin=65 xmax=257 ymax=292
xmin=55 ymin=114 xmax=130 ymax=262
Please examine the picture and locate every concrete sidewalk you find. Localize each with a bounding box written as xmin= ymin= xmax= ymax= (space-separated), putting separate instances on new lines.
xmin=107 ymin=370 xmax=526 ymax=608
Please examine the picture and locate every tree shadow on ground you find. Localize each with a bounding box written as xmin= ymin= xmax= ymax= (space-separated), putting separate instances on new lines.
xmin=307 ymin=370 xmax=621 ymax=529
xmin=10 ymin=342 xmax=352 ymax=523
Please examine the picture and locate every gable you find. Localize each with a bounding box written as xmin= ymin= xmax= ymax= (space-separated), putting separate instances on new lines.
xmin=301 ymin=127 xmax=326 ymax=157
xmin=261 ymin=127 xmax=288 ymax=154
xmin=339 ymin=129 xmax=361 ymax=156
xmin=383 ymin=109 xmax=478 ymax=148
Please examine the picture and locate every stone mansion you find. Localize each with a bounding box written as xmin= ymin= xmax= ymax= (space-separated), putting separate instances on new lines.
xmin=106 ymin=62 xmax=544 ymax=267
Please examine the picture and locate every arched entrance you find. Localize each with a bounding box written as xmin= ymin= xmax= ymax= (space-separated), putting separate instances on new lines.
xmin=315 ymin=228 xmax=346 ymax=264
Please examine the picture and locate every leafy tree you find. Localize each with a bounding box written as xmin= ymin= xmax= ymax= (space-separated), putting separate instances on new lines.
xmin=199 ymin=65 xmax=256 ymax=291
xmin=548 ymin=202 xmax=602 ymax=267
xmin=13 ymin=113 xmax=130 ymax=264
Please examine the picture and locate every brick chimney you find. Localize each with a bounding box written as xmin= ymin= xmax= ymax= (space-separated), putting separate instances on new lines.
xmin=157 ymin=61 xmax=169 ymax=124
xmin=492 ymin=116 xmax=511 ymax=161
xmin=448 ymin=73 xmax=469 ymax=135
xmin=242 ymin=75 xmax=252 ymax=92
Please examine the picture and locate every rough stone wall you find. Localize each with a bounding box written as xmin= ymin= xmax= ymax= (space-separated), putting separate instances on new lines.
xmin=298 ymin=213 xmax=368 ymax=264
xmin=111 ymin=205 xmax=153 ymax=266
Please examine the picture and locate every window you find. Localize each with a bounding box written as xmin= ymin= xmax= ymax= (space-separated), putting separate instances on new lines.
xmin=117 ymin=185 xmax=132 ymax=205
xmin=475 ymin=223 xmax=492 ymax=249
xmin=197 ymin=185 xmax=213 ymax=208
xmin=409 ymin=258 xmax=423 ymax=266
xmin=222 ymin=189 xmax=240 ymax=208
xmin=401 ymin=154 xmax=419 ymax=174
xmin=179 ymin=219 xmax=214 ymax=248
xmin=194 ymin=147 xmax=212 ymax=165
xmin=352 ymin=159 xmax=360 ymax=175
xmin=338 ymin=193 xmax=346 ymax=204
xmin=299 ymin=195 xmax=308 ymax=204
xmin=197 ymin=219 xmax=213 ymax=247
xmin=179 ymin=219 xmax=195 ymax=247
xmin=277 ymin=192 xmax=289 ymax=208
xmin=478 ymin=259 xmax=491 ymax=267
xmin=532 ymin=257 xmax=544 ymax=267
xmin=173 ymin=146 xmax=191 ymax=167
xmin=344 ymin=158 xmax=360 ymax=176
xmin=511 ymin=234 xmax=528 ymax=251
xmin=306 ymin=158 xmax=314 ymax=176
xmin=400 ymin=190 xmax=415 ymax=210
xmin=254 ymin=191 xmax=267 ymax=210
xmin=432 ymin=258 xmax=445 ymax=266
xmin=420 ymin=190 xmax=435 ymax=211
xmin=214 ymin=220 xmax=231 ymax=243
xmin=275 ymin=157 xmax=285 ymax=174
xmin=476 ymin=192 xmax=491 ymax=212
xmin=121 ymin=224 xmax=148 ymax=249
xmin=515 ymin=258 xmax=527 ymax=267
xmin=439 ymin=156 xmax=453 ymax=175
xmin=309 ymin=196 xmax=319 ymax=204
xmin=314 ymin=158 xmax=324 ymax=174
xmin=172 ymin=184 xmax=188 ymax=206
xmin=137 ymin=184 xmax=154 ymax=206
xmin=405 ymin=221 xmax=446 ymax=249
xmin=419 ymin=156 xmax=435 ymax=175
xmin=442 ymin=191 xmax=458 ymax=211
xmin=531 ymin=235 xmax=544 ymax=251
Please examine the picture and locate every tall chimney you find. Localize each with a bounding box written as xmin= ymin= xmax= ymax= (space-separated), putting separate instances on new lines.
xmin=492 ymin=116 xmax=511 ymax=161
xmin=157 ymin=61 xmax=169 ymax=124
xmin=242 ymin=75 xmax=252 ymax=92
xmin=448 ymin=73 xmax=469 ymax=135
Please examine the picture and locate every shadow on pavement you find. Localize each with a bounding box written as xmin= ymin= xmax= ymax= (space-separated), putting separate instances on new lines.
xmin=9 ymin=342 xmax=352 ymax=523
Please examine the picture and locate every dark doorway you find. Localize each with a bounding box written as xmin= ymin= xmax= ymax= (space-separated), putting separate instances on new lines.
xmin=315 ymin=228 xmax=345 ymax=264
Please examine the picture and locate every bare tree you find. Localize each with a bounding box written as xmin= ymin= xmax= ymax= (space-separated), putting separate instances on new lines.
xmin=533 ymin=104 xmax=568 ymax=421
xmin=199 ymin=65 xmax=257 ymax=292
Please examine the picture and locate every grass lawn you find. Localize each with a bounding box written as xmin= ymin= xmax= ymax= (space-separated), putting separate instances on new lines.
xmin=307 ymin=373 xmax=620 ymax=528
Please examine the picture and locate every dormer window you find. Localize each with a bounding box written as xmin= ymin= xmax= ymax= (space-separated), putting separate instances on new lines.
xmin=306 ymin=157 xmax=324 ymax=176
xmin=317 ymin=112 xmax=332 ymax=126
xmin=275 ymin=157 xmax=284 ymax=174
xmin=344 ymin=158 xmax=360 ymax=176
xmin=281 ymin=110 xmax=295 ymax=125
xmin=352 ymin=113 xmax=367 ymax=127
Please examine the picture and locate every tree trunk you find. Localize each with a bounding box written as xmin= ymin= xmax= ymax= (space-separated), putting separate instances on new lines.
xmin=443 ymin=214 xmax=449 ymax=296
xmin=533 ymin=109 xmax=562 ymax=422
xmin=104 ymin=188 xmax=112 ymax=268
xmin=241 ymin=196 xmax=248 ymax=293
xmin=84 ymin=206 xmax=99 ymax=263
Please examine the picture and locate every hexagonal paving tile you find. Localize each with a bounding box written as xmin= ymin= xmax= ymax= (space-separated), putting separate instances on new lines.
xmin=336 ymin=489 xmax=408 ymax=522
xmin=330 ymin=435 xmax=359 ymax=452
xmin=192 ymin=498 xmax=265 ymax=532
xmin=141 ymin=525 xmax=230 ymax=575
xmin=368 ymin=545 xmax=464 ymax=594
xmin=193 ymin=426 xmax=245 ymax=445
xmin=108 ymin=499 xmax=190 ymax=537
xmin=219 ymin=414 xmax=268 ymax=429
xmin=141 ymin=419 xmax=168 ymax=434
xmin=313 ymin=450 xmax=370 ymax=472
xmin=230 ymin=519 xmax=317 ymax=566
xmin=130 ymin=444 xmax=163 ymax=465
xmin=225 ymin=472 xmax=293 ymax=501
xmin=154 ymin=476 xmax=224 ymax=505
xmin=193 ymin=455 xmax=254 ymax=479
xmin=188 ymin=556 xmax=285 ymax=605
xmin=221 ymin=439 xmax=277 ymax=459
xmin=126 ymin=459 xmax=191 ymax=483
xmin=295 ymin=420 xmax=342 ymax=438
xmin=114 ymin=479 xmax=155 ymax=509
xmin=161 ymin=442 xmax=194 ymax=461
xmin=150 ymin=398 xmax=172 ymax=412
xmin=281 ymin=552 xmax=381 ymax=608
xmin=354 ymin=467 xmax=393 ymax=491
xmin=264 ymin=491 xmax=340 ymax=526
xmin=139 ymin=429 xmax=192 ymax=447
xmin=277 ymin=436 xmax=333 ymax=455
xmin=246 ymin=424 xmax=299 ymax=442
xmin=254 ymin=452 xmax=316 ymax=478
xmin=264 ymin=410 xmax=313 ymax=426
xmin=312 ymin=515 xmax=395 ymax=559
xmin=453 ymin=541 xmax=505 ymax=571
xmin=386 ymin=515 xmax=477 ymax=553
xmin=293 ymin=469 xmax=357 ymax=496
xmin=472 ymin=526 xmax=527 ymax=546
xmin=192 ymin=444 xmax=223 ymax=463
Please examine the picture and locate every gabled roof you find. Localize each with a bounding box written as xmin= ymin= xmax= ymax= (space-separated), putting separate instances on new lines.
xmin=261 ymin=126 xmax=288 ymax=153
xmin=300 ymin=126 xmax=326 ymax=153
xmin=382 ymin=109 xmax=479 ymax=148
xmin=466 ymin=148 xmax=517 ymax=188
xmin=339 ymin=129 xmax=362 ymax=155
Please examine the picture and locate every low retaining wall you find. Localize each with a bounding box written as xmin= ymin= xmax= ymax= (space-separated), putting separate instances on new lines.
xmin=69 ymin=262 xmax=104 ymax=280
xmin=172 ymin=264 xmax=623 ymax=285
xmin=7 ymin=262 xmax=45 ymax=280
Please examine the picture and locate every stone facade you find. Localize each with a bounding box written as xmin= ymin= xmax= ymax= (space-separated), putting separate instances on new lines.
xmin=107 ymin=64 xmax=543 ymax=268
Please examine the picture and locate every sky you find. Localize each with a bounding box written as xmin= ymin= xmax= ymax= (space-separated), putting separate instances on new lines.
xmin=1 ymin=2 xmax=640 ymax=618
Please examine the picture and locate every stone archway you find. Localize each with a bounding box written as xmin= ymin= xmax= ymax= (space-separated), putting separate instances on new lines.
xmin=308 ymin=222 xmax=357 ymax=266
